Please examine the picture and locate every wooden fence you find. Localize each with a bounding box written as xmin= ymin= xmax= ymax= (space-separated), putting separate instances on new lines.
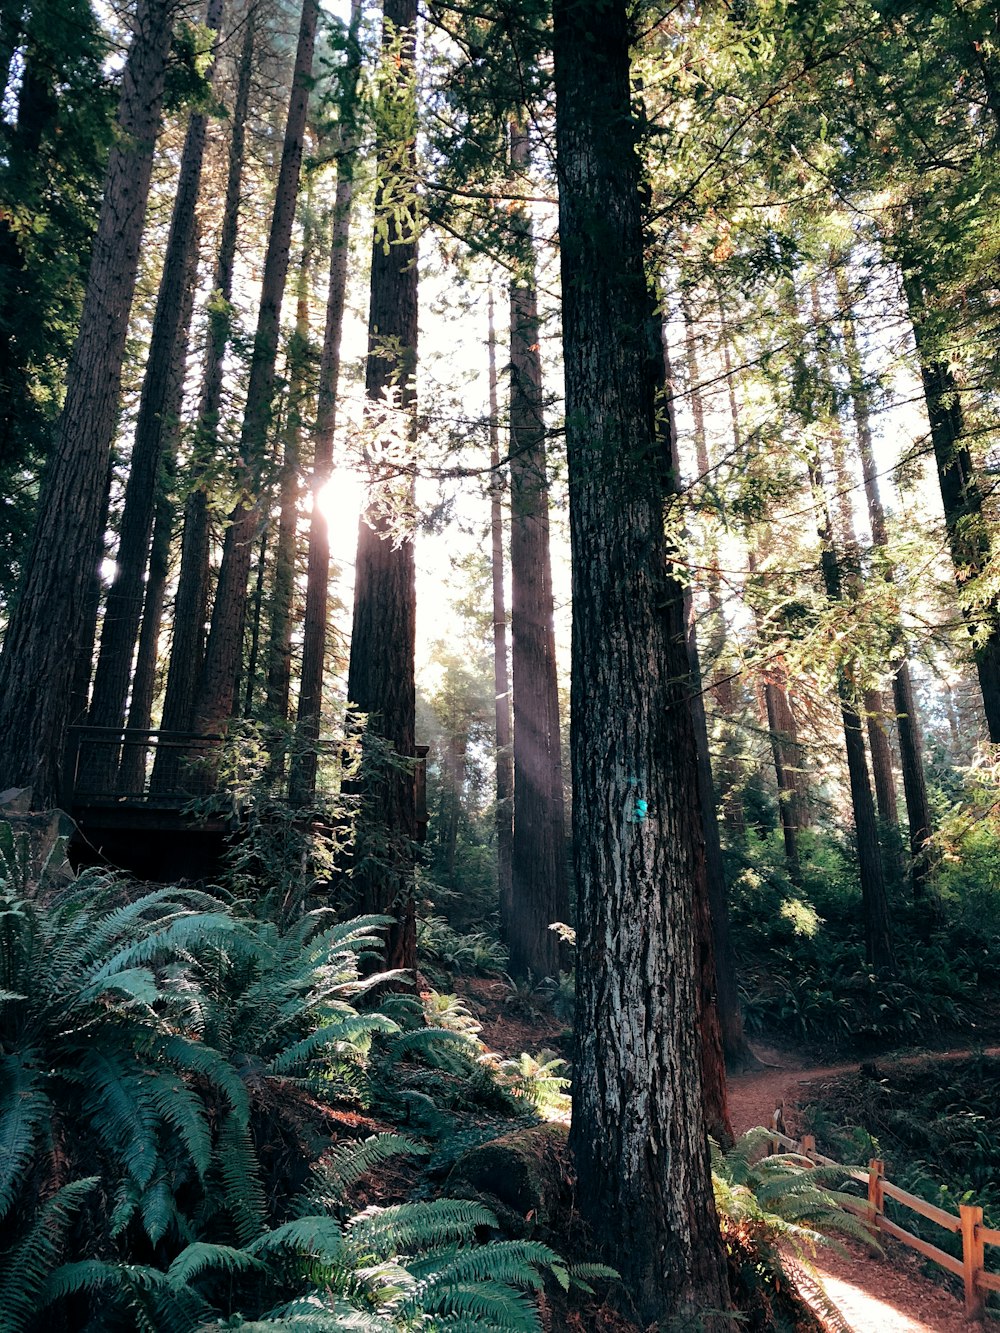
xmin=768 ymin=1127 xmax=999 ymax=1321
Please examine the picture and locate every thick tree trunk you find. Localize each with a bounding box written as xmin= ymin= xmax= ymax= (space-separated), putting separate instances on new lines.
xmin=86 ymin=0 xmax=225 ymax=782
xmin=345 ymin=0 xmax=419 ymax=974
xmin=0 ymin=0 xmax=180 ymax=805
xmin=507 ymin=120 xmax=568 ymax=981
xmin=151 ymin=4 xmax=256 ymax=793
xmin=902 ymin=267 xmax=1000 ymax=741
xmin=838 ymin=272 xmax=934 ymax=898
xmin=194 ymin=0 xmax=318 ymax=740
xmin=290 ymin=0 xmax=362 ymax=807
xmin=553 ymin=0 xmax=731 ymax=1322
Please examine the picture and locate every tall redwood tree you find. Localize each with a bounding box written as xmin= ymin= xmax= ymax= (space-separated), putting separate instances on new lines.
xmin=553 ymin=0 xmax=731 ymax=1321
xmin=0 ymin=0 xmax=181 ymax=804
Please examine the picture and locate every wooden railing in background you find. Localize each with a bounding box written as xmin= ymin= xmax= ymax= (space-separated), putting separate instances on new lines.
xmin=768 ymin=1127 xmax=999 ymax=1321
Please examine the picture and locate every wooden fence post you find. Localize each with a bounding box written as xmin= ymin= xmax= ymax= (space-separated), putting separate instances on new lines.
xmin=801 ymin=1134 xmax=816 ymax=1161
xmin=961 ymin=1203 xmax=985 ymax=1321
xmin=868 ymin=1158 xmax=885 ymax=1230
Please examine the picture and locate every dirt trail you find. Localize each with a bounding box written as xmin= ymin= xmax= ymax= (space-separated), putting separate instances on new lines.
xmin=730 ymin=1044 xmax=1000 ymax=1332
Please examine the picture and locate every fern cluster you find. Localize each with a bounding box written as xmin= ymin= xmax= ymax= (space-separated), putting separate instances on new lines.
xmin=0 ymin=828 xmax=585 ymax=1331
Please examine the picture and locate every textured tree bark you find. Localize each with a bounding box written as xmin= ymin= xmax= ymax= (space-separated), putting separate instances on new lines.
xmin=194 ymin=0 xmax=318 ymax=741
xmin=151 ymin=4 xmax=256 ymax=793
xmin=488 ymin=290 xmax=514 ymax=933
xmin=553 ymin=0 xmax=731 ymax=1322
xmin=838 ymin=273 xmax=934 ymax=898
xmin=507 ymin=119 xmax=568 ymax=981
xmin=0 ymin=0 xmax=180 ymax=805
xmin=902 ymin=267 xmax=1000 ymax=742
xmin=290 ymin=0 xmax=362 ymax=807
xmin=86 ymin=0 xmax=225 ymax=784
xmin=345 ymin=0 xmax=419 ymax=973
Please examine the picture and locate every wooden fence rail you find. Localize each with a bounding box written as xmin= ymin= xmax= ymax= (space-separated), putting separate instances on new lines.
xmin=767 ymin=1127 xmax=995 ymax=1321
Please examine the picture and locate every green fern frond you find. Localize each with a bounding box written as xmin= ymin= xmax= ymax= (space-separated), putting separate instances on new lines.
xmin=248 ymin=1216 xmax=346 ymax=1263
xmin=0 ymin=1176 xmax=99 ymax=1333
xmin=139 ymin=1174 xmax=180 ymax=1246
xmin=219 ymin=1113 xmax=268 ymax=1245
xmin=0 ymin=1052 xmax=50 ymax=1222
xmin=306 ymin=1133 xmax=426 ymax=1212
xmin=347 ymin=1199 xmax=497 ymax=1258
xmin=166 ymin=1240 xmax=263 ymax=1285
xmin=413 ymin=1277 xmax=543 ymax=1331
xmin=405 ymin=1238 xmax=558 ymax=1291
xmin=268 ymin=1015 xmax=397 ymax=1075
xmin=153 ymin=1030 xmax=251 ymax=1121
xmin=148 ymin=1073 xmax=212 ymax=1178
xmin=38 ymin=1258 xmax=126 ymax=1305
xmin=77 ymin=1045 xmax=159 ymax=1190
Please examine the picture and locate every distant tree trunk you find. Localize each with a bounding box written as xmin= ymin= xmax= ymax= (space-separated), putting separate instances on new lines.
xmin=152 ymin=3 xmax=256 ymax=793
xmin=119 ymin=235 xmax=200 ymax=792
xmin=664 ymin=318 xmax=753 ymax=1078
xmin=838 ymin=269 xmax=934 ymax=899
xmin=806 ymin=448 xmax=896 ymax=976
xmin=290 ymin=0 xmax=362 ymax=807
xmin=553 ymin=0 xmax=731 ymax=1320
xmin=718 ymin=296 xmax=810 ymax=845
xmin=345 ymin=0 xmax=419 ymax=973
xmin=0 ymin=0 xmax=181 ymax=805
xmin=681 ymin=293 xmax=745 ymax=838
xmin=265 ymin=222 xmax=313 ymax=728
xmin=194 ymin=0 xmax=319 ymax=741
xmin=810 ymin=277 xmax=901 ymax=841
xmin=86 ymin=0 xmax=225 ymax=784
xmin=243 ymin=526 xmax=269 ymax=719
xmin=507 ymin=119 xmax=568 ymax=981
xmin=901 ymin=266 xmax=1000 ymax=742
xmin=489 ymin=289 xmax=514 ymax=929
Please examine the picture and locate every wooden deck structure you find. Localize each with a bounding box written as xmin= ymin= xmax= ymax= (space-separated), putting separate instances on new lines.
xmin=61 ymin=727 xmax=429 ymax=881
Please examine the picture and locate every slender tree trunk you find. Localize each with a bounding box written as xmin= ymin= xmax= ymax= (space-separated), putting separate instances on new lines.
xmin=345 ymin=0 xmax=419 ymax=973
xmin=681 ymin=293 xmax=745 ymax=838
xmin=665 ymin=318 xmax=753 ymax=1079
xmin=243 ymin=526 xmax=269 ymax=719
xmin=290 ymin=0 xmax=362 ymax=806
xmin=838 ymin=268 xmax=934 ymax=899
xmin=194 ymin=0 xmax=319 ymax=740
xmin=0 ymin=0 xmax=181 ymax=805
xmin=901 ymin=266 xmax=1000 ymax=741
xmin=119 ymin=234 xmax=200 ymax=793
xmin=806 ymin=448 xmax=896 ymax=976
xmin=86 ymin=0 xmax=225 ymax=782
xmin=151 ymin=4 xmax=256 ymax=792
xmin=265 ymin=223 xmax=312 ymax=727
xmin=553 ymin=0 xmax=731 ymax=1321
xmin=507 ymin=119 xmax=568 ymax=981
xmin=718 ymin=295 xmax=810 ymax=843
xmin=489 ymin=289 xmax=514 ymax=929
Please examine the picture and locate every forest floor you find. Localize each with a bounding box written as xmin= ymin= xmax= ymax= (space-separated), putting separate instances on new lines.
xmin=453 ymin=979 xmax=1000 ymax=1332
xmin=730 ymin=1043 xmax=1000 ymax=1333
